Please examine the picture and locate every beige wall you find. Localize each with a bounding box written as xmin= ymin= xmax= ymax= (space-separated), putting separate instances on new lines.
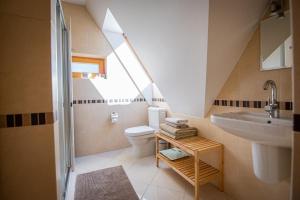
xmin=73 ymin=79 xmax=149 ymax=156
xmin=168 ymin=29 xmax=292 ymax=200
xmin=217 ymin=29 xmax=292 ymax=103
xmin=62 ymin=3 xmax=150 ymax=156
xmin=62 ymin=2 xmax=111 ymax=57
xmin=291 ymin=0 xmax=300 ymax=199
xmin=0 ymin=0 xmax=57 ymax=200
xmin=205 ymin=0 xmax=268 ymax=115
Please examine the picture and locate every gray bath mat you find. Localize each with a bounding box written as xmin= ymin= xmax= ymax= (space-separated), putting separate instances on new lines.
xmin=75 ymin=166 xmax=139 ymax=200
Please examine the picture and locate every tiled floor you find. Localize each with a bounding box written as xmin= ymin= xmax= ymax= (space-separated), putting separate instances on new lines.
xmin=66 ymin=148 xmax=231 ymax=200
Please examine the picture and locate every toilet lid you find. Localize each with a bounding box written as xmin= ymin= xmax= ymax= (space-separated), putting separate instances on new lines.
xmin=125 ymin=126 xmax=155 ymax=137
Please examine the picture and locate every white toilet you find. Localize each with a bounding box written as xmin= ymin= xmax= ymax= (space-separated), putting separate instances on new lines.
xmin=124 ymin=107 xmax=166 ymax=157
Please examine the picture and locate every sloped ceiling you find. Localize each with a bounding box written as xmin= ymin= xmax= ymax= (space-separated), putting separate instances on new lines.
xmin=86 ymin=0 xmax=209 ymax=117
xmin=205 ymin=0 xmax=269 ymax=115
xmin=85 ymin=0 xmax=268 ymax=117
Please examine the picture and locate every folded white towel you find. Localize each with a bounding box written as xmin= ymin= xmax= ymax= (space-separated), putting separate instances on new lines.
xmin=165 ymin=117 xmax=188 ymax=125
xmin=166 ymin=122 xmax=189 ymax=128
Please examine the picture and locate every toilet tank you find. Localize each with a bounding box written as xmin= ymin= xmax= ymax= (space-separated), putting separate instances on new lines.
xmin=148 ymin=107 xmax=166 ymax=130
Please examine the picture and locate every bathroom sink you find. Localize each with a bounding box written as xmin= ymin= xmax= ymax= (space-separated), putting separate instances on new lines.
xmin=211 ymin=112 xmax=292 ymax=147
xmin=211 ymin=111 xmax=293 ymax=183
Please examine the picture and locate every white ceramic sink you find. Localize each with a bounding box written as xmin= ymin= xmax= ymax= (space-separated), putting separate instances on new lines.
xmin=211 ymin=112 xmax=293 ymax=183
xmin=211 ymin=112 xmax=292 ymax=147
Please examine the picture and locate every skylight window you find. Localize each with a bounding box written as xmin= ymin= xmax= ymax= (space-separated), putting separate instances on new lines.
xmin=90 ymin=51 xmax=140 ymax=105
xmin=115 ymin=42 xmax=152 ymax=93
xmin=92 ymin=9 xmax=153 ymax=105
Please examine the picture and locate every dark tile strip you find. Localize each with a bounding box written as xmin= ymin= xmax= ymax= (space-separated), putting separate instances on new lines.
xmin=258 ymin=101 xmax=262 ymax=108
xmin=214 ymin=99 xmax=293 ymax=111
xmin=15 ymin=114 xmax=22 ymax=127
xmin=0 ymin=112 xmax=55 ymax=128
xmin=71 ymin=98 xmax=165 ymax=105
xmin=6 ymin=115 xmax=14 ymax=127
xmin=31 ymin=113 xmax=38 ymax=125
xmin=294 ymin=114 xmax=300 ymax=132
xmin=285 ymin=102 xmax=293 ymax=110
xmin=39 ymin=113 xmax=46 ymax=125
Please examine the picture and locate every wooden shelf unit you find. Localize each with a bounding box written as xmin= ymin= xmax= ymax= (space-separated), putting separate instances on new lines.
xmin=156 ymin=133 xmax=224 ymax=200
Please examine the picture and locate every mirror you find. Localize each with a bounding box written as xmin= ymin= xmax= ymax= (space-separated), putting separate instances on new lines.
xmin=260 ymin=11 xmax=292 ymax=71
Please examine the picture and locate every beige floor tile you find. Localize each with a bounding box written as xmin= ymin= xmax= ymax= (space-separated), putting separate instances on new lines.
xmin=130 ymin=179 xmax=150 ymax=199
xmin=151 ymin=167 xmax=188 ymax=193
xmin=67 ymin=148 xmax=232 ymax=200
xmin=183 ymin=183 xmax=231 ymax=200
xmin=141 ymin=185 xmax=185 ymax=200
xmin=126 ymin=156 xmax=159 ymax=184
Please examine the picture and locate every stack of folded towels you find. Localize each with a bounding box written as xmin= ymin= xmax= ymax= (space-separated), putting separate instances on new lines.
xmin=160 ymin=117 xmax=198 ymax=139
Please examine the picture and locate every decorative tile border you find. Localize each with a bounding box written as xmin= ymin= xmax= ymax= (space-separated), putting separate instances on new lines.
xmin=152 ymin=98 xmax=165 ymax=102
xmin=213 ymin=99 xmax=293 ymax=111
xmin=294 ymin=114 xmax=300 ymax=132
xmin=0 ymin=112 xmax=55 ymax=128
xmin=72 ymin=98 xmax=165 ymax=105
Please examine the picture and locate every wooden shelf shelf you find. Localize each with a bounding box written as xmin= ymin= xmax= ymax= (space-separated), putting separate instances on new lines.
xmin=157 ymin=154 xmax=219 ymax=186
xmin=156 ymin=132 xmax=224 ymax=200
xmin=156 ymin=133 xmax=221 ymax=155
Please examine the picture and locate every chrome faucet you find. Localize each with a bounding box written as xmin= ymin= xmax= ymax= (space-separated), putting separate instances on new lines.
xmin=263 ymin=80 xmax=279 ymax=118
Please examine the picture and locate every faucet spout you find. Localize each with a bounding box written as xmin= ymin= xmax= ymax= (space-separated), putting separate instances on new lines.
xmin=263 ymin=80 xmax=277 ymax=105
xmin=263 ymin=80 xmax=279 ymax=118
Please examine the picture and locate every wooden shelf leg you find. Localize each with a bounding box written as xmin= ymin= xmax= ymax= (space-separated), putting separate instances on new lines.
xmin=156 ymin=136 xmax=160 ymax=168
xmin=167 ymin=142 xmax=171 ymax=149
xmin=195 ymin=152 xmax=200 ymax=200
xmin=219 ymin=145 xmax=224 ymax=192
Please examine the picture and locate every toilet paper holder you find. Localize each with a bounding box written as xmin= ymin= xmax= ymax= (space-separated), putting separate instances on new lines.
xmin=111 ymin=112 xmax=118 ymax=123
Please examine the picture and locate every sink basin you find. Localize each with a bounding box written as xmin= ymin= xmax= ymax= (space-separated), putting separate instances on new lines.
xmin=211 ymin=112 xmax=293 ymax=183
xmin=211 ymin=112 xmax=292 ymax=147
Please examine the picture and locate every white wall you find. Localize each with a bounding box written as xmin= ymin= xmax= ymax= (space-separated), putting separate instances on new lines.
xmin=86 ymin=0 xmax=268 ymax=117
xmin=86 ymin=0 xmax=209 ymax=117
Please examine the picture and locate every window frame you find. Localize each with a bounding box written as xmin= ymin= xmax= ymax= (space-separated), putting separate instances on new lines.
xmin=71 ymin=56 xmax=106 ymax=79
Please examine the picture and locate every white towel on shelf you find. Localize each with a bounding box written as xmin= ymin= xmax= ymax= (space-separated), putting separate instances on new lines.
xmin=165 ymin=117 xmax=188 ymax=125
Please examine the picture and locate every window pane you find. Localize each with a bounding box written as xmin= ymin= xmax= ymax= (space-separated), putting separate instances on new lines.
xmin=72 ymin=62 xmax=99 ymax=73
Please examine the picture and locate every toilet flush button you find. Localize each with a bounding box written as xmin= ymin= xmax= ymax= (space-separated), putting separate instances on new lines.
xmin=111 ymin=112 xmax=119 ymax=123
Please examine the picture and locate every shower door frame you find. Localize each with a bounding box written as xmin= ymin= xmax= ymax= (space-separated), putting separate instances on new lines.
xmin=56 ymin=1 xmax=75 ymax=198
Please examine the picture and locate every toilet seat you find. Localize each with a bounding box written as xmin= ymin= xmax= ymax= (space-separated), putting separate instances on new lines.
xmin=125 ymin=126 xmax=155 ymax=137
